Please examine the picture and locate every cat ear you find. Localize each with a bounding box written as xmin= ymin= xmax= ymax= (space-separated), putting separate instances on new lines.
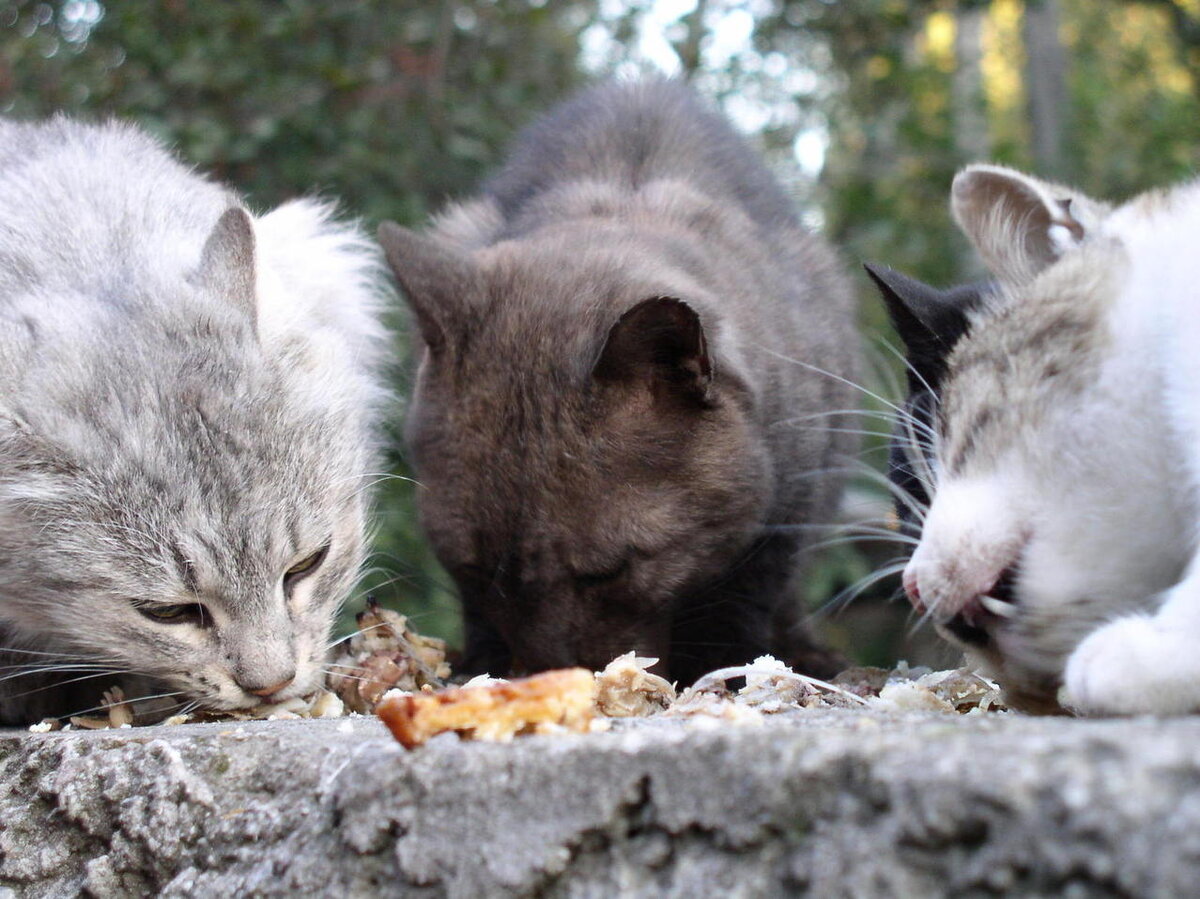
xmin=951 ymin=164 xmax=1108 ymax=286
xmin=592 ymin=297 xmax=712 ymax=402
xmin=864 ymin=263 xmax=987 ymax=387
xmin=195 ymin=207 xmax=257 ymax=332
xmin=377 ymin=221 xmax=478 ymax=353
xmin=864 ymin=263 xmax=983 ymax=351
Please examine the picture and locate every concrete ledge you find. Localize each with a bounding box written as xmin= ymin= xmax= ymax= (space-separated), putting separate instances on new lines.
xmin=1 ymin=711 xmax=1198 ymax=897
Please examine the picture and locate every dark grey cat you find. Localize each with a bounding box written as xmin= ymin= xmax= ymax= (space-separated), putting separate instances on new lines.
xmin=0 ymin=117 xmax=387 ymax=724
xmin=380 ymin=80 xmax=860 ymax=684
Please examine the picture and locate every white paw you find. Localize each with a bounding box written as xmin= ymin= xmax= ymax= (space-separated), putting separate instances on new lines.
xmin=1064 ymin=615 xmax=1200 ymax=716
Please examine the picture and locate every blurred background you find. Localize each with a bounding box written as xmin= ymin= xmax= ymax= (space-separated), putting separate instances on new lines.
xmin=3 ymin=0 xmax=1197 ymax=667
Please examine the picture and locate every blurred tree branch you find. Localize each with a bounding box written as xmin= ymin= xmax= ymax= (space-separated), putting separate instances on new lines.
xmin=675 ymin=0 xmax=708 ymax=77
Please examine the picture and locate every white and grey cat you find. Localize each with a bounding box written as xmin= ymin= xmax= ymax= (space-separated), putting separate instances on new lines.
xmin=900 ymin=162 xmax=1200 ymax=715
xmin=0 ymin=117 xmax=388 ymax=724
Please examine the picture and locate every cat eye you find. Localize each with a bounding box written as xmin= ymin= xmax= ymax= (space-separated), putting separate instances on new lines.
xmin=575 ymin=558 xmax=631 ymax=589
xmin=138 ymin=603 xmax=208 ymax=626
xmin=283 ymin=542 xmax=331 ymax=589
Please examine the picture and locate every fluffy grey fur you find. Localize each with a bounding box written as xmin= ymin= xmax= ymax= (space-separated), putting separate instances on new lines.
xmin=0 ymin=117 xmax=389 ymax=724
xmin=381 ymin=80 xmax=859 ymax=684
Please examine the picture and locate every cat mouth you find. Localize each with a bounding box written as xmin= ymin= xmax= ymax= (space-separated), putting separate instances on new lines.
xmin=942 ymin=564 xmax=1020 ymax=648
xmin=980 ymin=564 xmax=1020 ymax=617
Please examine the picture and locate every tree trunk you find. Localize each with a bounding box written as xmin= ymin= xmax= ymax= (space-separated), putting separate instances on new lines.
xmin=953 ymin=4 xmax=990 ymax=163
xmin=1023 ymin=0 xmax=1070 ymax=176
xmin=675 ymin=0 xmax=709 ymax=77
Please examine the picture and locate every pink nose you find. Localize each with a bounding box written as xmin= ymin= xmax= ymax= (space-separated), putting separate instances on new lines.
xmin=247 ymin=677 xmax=295 ymax=698
xmin=902 ymin=569 xmax=924 ymax=612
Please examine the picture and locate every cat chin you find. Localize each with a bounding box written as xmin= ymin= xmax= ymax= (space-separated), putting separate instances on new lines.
xmin=200 ymin=668 xmax=323 ymax=711
xmin=181 ymin=682 xmax=280 ymax=712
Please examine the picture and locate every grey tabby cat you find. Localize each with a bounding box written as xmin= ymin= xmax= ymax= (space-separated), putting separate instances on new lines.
xmin=0 ymin=117 xmax=387 ymax=724
xmin=379 ymin=80 xmax=859 ymax=684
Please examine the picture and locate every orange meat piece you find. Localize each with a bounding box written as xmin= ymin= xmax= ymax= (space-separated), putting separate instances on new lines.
xmin=377 ymin=668 xmax=597 ymax=749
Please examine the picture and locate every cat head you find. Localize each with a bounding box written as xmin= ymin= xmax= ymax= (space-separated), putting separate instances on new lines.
xmin=379 ymin=220 xmax=770 ymax=674
xmin=898 ymin=164 xmax=1195 ymax=706
xmin=0 ymin=201 xmax=387 ymax=717
xmin=863 ymin=263 xmax=989 ymax=536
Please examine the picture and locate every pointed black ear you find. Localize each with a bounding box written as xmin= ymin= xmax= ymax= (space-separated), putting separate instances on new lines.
xmin=864 ymin=263 xmax=989 ymax=389
xmin=195 ymin=207 xmax=257 ymax=333
xmin=592 ymin=297 xmax=712 ymax=402
xmin=864 ymin=263 xmax=985 ymax=353
xmin=378 ymin=221 xmax=479 ymax=353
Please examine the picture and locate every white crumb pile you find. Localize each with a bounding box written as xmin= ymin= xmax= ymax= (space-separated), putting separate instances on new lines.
xmin=592 ymin=654 xmax=1007 ymax=725
xmin=865 ymin=664 xmax=1008 ymax=714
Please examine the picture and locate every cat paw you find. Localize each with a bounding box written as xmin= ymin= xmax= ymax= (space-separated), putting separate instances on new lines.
xmin=1064 ymin=615 xmax=1200 ymax=716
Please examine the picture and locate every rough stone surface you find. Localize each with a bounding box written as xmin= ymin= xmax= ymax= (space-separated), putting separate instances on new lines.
xmin=1 ymin=710 xmax=1199 ymax=897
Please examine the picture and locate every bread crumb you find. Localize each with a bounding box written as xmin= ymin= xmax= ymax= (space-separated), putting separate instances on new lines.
xmin=594 ymin=653 xmax=675 ymax=717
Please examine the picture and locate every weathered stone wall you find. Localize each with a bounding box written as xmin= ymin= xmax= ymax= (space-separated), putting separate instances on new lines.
xmin=1 ymin=711 xmax=1197 ymax=897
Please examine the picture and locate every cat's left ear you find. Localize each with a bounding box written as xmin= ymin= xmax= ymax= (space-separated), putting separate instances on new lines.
xmin=592 ymin=297 xmax=712 ymax=403
xmin=951 ymin=164 xmax=1110 ymax=286
xmin=863 ymin=263 xmax=983 ymax=352
xmin=194 ymin=207 xmax=258 ymax=332
xmin=865 ymin=264 xmax=990 ymax=391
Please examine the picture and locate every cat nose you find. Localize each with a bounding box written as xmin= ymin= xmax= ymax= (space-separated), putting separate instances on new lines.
xmin=243 ymin=676 xmax=295 ymax=699
xmin=903 ymin=568 xmax=924 ymax=612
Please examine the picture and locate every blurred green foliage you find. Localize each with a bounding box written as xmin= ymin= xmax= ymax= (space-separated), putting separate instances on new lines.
xmin=1 ymin=0 xmax=591 ymax=222
xmin=3 ymin=0 xmax=1200 ymax=661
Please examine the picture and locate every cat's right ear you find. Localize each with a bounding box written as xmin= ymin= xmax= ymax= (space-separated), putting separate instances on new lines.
xmin=592 ymin=296 xmax=712 ymax=404
xmin=377 ymin=222 xmax=478 ymax=353
xmin=951 ymin=164 xmax=1109 ymax=286
xmin=195 ymin=207 xmax=258 ymax=334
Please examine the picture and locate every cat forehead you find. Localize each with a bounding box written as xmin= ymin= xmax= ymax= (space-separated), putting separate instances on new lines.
xmin=938 ymin=240 xmax=1123 ymax=475
xmin=42 ymin=459 xmax=360 ymax=608
xmin=421 ymin=464 xmax=682 ymax=570
xmin=413 ymin=377 xmax=694 ymax=526
xmin=476 ymin=220 xmax=705 ymax=303
xmin=12 ymin=348 xmax=367 ymax=545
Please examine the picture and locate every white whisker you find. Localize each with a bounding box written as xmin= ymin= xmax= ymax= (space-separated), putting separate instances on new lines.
xmin=752 ymin=343 xmax=911 ymax=419
xmin=814 ymin=560 xmax=910 ymax=617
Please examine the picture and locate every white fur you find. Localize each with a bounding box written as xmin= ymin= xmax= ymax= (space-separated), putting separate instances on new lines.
xmin=1063 ymin=185 xmax=1200 ymax=713
xmin=905 ymin=475 xmax=1028 ymax=609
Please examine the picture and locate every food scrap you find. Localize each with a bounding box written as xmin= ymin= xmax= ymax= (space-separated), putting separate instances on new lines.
xmin=594 ymin=653 xmax=676 ymax=717
xmin=829 ymin=663 xmax=1006 ymax=713
xmin=161 ymin=690 xmax=349 ymax=726
xmin=667 ymin=655 xmax=870 ymax=721
xmin=68 ymin=685 xmax=136 ymax=730
xmin=876 ymin=666 xmax=1006 ymax=713
xmin=376 ymin=667 xmax=597 ymax=749
xmin=327 ymin=597 xmax=450 ymax=713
